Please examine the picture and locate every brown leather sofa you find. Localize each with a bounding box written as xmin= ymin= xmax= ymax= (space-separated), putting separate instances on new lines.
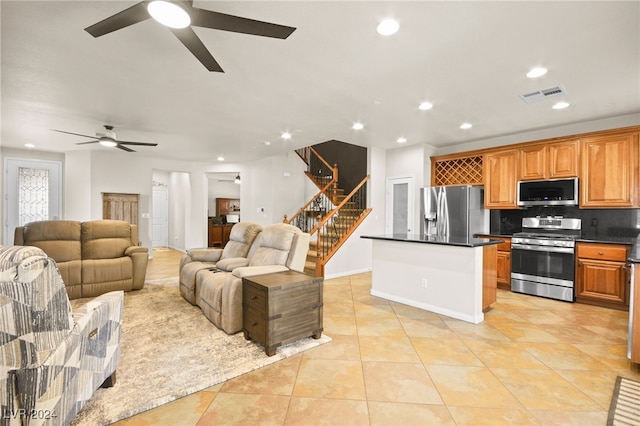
xmin=14 ymin=219 xmax=148 ymax=299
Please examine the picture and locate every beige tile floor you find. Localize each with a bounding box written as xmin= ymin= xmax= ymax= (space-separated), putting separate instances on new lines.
xmin=116 ymin=248 xmax=640 ymax=426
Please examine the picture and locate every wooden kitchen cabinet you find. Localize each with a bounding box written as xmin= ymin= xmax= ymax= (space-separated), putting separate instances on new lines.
xmin=484 ymin=149 xmax=519 ymax=209
xmin=207 ymin=220 xmax=233 ymax=247
xmin=495 ymin=238 xmax=512 ymax=289
xmin=519 ymin=140 xmax=579 ymax=181
xmin=580 ymin=132 xmax=639 ymax=208
xmin=216 ymin=198 xmax=240 ymax=216
xmin=576 ymin=242 xmax=631 ymax=310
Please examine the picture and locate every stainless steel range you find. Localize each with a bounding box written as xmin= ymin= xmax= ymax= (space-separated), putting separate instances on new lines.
xmin=511 ymin=217 xmax=581 ymax=302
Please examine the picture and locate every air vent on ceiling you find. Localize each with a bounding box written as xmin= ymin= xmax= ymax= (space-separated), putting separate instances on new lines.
xmin=519 ymin=85 xmax=568 ymax=104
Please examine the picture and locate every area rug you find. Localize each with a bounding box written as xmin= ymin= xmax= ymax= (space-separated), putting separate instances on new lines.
xmin=608 ymin=376 xmax=640 ymax=426
xmin=69 ymin=278 xmax=331 ymax=425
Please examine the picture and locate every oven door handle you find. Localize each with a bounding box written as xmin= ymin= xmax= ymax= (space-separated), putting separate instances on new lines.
xmin=511 ymin=243 xmax=574 ymax=254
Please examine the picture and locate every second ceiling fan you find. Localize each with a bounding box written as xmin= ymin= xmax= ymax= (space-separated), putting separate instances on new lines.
xmin=84 ymin=0 xmax=297 ymax=72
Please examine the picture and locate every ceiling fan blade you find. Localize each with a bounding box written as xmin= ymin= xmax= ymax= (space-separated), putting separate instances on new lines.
xmin=191 ymin=9 xmax=296 ymax=39
xmin=118 ymin=141 xmax=158 ymax=147
xmin=170 ymin=27 xmax=224 ymax=72
xmin=85 ymin=2 xmax=150 ymax=38
xmin=75 ymin=141 xmax=100 ymax=145
xmin=51 ymin=129 xmax=96 ymax=139
xmin=116 ymin=144 xmax=135 ymax=152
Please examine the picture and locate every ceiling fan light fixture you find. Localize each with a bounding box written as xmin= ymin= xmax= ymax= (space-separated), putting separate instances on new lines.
xmin=98 ymin=137 xmax=118 ymax=147
xmin=147 ymin=1 xmax=191 ymax=29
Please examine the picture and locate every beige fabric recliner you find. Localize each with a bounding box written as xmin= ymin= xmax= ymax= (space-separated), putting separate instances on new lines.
xmin=179 ymin=222 xmax=311 ymax=334
xmin=14 ymin=220 xmax=148 ymax=299
xmin=179 ymin=222 xmax=263 ymax=304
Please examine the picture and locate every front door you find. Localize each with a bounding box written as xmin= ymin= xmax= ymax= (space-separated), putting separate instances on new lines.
xmin=385 ymin=177 xmax=414 ymax=234
xmin=3 ymin=158 xmax=62 ymax=245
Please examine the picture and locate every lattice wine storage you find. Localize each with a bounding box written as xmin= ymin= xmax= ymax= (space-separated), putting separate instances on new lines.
xmin=432 ymin=156 xmax=484 ymax=186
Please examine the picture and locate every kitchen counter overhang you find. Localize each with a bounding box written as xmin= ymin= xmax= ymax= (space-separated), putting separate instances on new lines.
xmin=361 ymin=234 xmax=502 ymax=324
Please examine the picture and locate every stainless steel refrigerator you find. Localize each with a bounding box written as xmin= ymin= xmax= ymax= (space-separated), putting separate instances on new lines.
xmin=419 ymin=185 xmax=488 ymax=240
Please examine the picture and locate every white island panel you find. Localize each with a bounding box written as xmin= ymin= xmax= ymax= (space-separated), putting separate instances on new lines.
xmin=370 ymin=239 xmax=484 ymax=323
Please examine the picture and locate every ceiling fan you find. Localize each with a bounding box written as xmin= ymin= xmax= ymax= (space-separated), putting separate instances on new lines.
xmin=51 ymin=125 xmax=158 ymax=152
xmin=84 ymin=0 xmax=297 ymax=72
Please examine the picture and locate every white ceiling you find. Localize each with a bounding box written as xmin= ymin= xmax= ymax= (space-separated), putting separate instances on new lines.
xmin=2 ymin=1 xmax=639 ymax=163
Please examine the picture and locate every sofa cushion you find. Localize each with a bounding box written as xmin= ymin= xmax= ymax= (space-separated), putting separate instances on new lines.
xmin=220 ymin=222 xmax=262 ymax=259
xmin=21 ymin=220 xmax=82 ymax=263
xmin=248 ymin=224 xmax=299 ymax=267
xmin=81 ymin=220 xmax=132 ymax=260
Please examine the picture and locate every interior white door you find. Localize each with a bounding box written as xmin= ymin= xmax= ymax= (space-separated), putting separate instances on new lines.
xmin=3 ymin=158 xmax=62 ymax=245
xmin=152 ymin=187 xmax=169 ymax=247
xmin=385 ymin=177 xmax=414 ymax=234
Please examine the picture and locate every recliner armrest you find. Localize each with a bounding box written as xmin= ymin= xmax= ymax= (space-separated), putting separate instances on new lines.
xmin=231 ymin=265 xmax=289 ymax=278
xmin=187 ymin=248 xmax=223 ymax=262
xmin=125 ymin=246 xmax=148 ymax=256
xmin=216 ymin=257 xmax=250 ymax=271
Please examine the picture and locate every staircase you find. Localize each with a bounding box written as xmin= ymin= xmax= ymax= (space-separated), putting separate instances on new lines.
xmin=286 ymin=147 xmax=371 ymax=277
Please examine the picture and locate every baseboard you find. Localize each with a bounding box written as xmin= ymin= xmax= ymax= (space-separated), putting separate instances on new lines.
xmin=324 ymin=267 xmax=372 ymax=280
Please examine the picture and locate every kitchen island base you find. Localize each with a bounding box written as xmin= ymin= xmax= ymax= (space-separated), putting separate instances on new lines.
xmin=364 ymin=236 xmax=498 ymax=324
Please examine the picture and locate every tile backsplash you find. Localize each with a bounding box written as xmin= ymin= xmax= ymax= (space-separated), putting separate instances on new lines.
xmin=490 ymin=206 xmax=640 ymax=238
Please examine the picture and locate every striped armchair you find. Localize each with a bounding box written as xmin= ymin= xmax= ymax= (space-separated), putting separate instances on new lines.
xmin=0 ymin=245 xmax=123 ymax=425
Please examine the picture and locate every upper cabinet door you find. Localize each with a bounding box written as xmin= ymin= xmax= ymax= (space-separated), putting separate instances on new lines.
xmin=519 ymin=145 xmax=546 ymax=181
xmin=580 ymin=133 xmax=639 ymax=208
xmin=548 ymin=140 xmax=579 ymax=179
xmin=484 ymin=149 xmax=519 ymax=209
xmin=519 ymin=140 xmax=579 ymax=181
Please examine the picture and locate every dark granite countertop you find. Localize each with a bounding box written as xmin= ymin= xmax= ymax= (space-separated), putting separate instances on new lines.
xmin=361 ymin=234 xmax=503 ymax=248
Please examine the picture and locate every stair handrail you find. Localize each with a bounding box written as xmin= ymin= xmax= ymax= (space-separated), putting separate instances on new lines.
xmin=285 ymin=146 xmax=340 ymax=230
xmin=312 ymin=175 xmax=370 ymax=235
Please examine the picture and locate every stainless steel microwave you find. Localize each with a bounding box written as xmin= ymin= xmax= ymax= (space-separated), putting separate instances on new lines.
xmin=517 ymin=178 xmax=579 ymax=206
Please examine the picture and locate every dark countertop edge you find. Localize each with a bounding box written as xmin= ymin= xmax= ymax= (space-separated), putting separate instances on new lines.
xmin=478 ymin=233 xmax=640 ymax=264
xmin=360 ymin=234 xmax=503 ymax=248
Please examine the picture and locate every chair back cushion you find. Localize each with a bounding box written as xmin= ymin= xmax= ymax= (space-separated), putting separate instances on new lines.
xmin=0 ymin=245 xmax=73 ymax=369
xmin=19 ymin=220 xmax=82 ymax=263
xmin=221 ymin=222 xmax=262 ymax=259
xmin=81 ymin=220 xmax=132 ymax=260
xmin=249 ymin=223 xmax=301 ymax=267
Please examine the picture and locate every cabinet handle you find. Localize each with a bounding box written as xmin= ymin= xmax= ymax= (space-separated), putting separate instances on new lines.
xmin=506 ymin=255 xmax=510 ymax=260
xmin=251 ymin=295 xmax=257 ymax=300
xmin=598 ymin=252 xmax=604 ymax=255
xmin=578 ymin=261 xmax=583 ymax=266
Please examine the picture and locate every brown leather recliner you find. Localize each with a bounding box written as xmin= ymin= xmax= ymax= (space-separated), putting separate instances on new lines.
xmin=14 ymin=219 xmax=148 ymax=299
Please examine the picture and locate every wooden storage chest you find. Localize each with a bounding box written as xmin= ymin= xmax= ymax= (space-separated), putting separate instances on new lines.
xmin=242 ymin=271 xmax=323 ymax=356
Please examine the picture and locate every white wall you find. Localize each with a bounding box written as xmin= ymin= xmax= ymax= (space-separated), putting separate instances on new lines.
xmin=65 ymin=151 xmax=92 ymax=220
xmin=386 ymin=143 xmax=427 ymax=237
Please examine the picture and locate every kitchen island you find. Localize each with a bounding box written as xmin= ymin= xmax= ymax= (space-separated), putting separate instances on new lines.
xmin=361 ymin=234 xmax=502 ymax=324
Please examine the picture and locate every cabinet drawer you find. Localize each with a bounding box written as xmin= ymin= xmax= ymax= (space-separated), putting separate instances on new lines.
xmin=243 ymin=283 xmax=266 ymax=313
xmin=496 ymin=239 xmax=511 ymax=252
xmin=244 ymin=308 xmax=266 ymax=339
xmin=577 ymin=243 xmax=628 ymax=261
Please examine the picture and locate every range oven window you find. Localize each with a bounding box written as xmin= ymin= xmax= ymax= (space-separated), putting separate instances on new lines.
xmin=511 ymin=247 xmax=574 ymax=282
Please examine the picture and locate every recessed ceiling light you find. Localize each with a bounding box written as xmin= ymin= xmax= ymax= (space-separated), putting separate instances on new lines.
xmin=377 ymin=18 xmax=399 ymax=36
xmin=352 ymin=122 xmax=364 ymax=130
xmin=264 ymin=141 xmax=271 ymax=146
xmin=217 ymin=156 xmax=224 ymax=161
xmin=460 ymin=123 xmax=473 ymax=130
xmin=397 ymin=137 xmax=407 ymax=143
xmin=281 ymin=132 xmax=292 ymax=140
xmin=419 ymin=101 xmax=433 ymax=111
xmin=147 ymin=1 xmax=191 ymax=29
xmin=527 ymin=67 xmax=548 ymax=78
xmin=552 ymin=101 xmax=570 ymax=109
xmin=24 ymin=143 xmax=35 ymax=148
